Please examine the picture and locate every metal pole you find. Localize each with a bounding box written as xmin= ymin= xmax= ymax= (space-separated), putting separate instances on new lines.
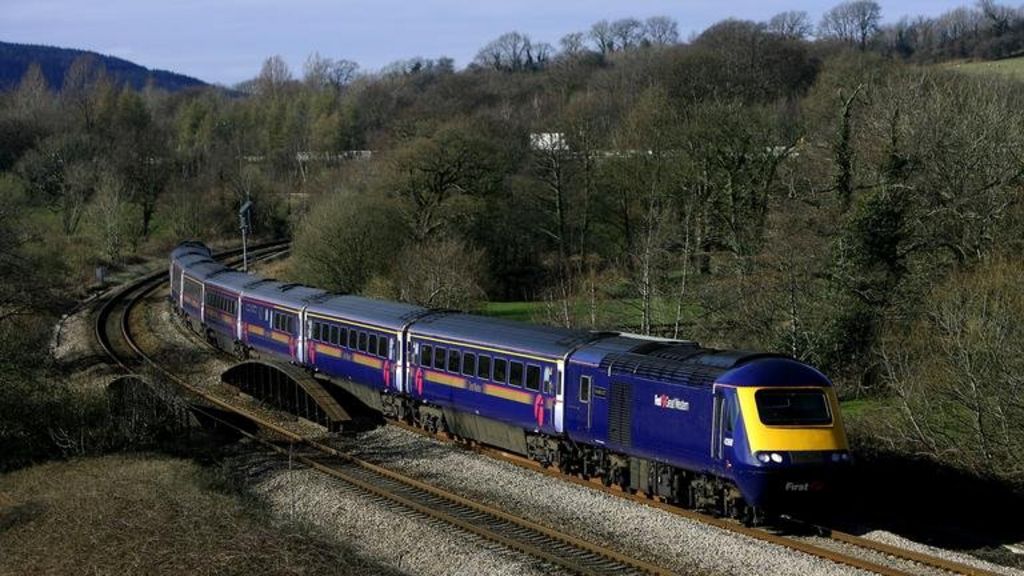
xmin=241 ymin=217 xmax=248 ymax=272
xmin=239 ymin=198 xmax=252 ymax=273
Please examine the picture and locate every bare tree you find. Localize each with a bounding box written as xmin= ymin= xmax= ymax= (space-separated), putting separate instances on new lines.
xmin=92 ymin=171 xmax=139 ymax=263
xmin=12 ymin=63 xmax=53 ymax=123
xmin=978 ymin=0 xmax=1019 ymax=34
xmin=256 ymin=55 xmax=293 ymax=97
xmin=643 ymin=16 xmax=680 ymax=46
xmin=559 ymin=32 xmax=588 ymax=56
xmin=382 ymin=238 xmax=488 ymax=311
xmin=819 ymin=0 xmax=883 ymax=49
xmin=611 ymin=18 xmax=645 ymax=51
xmin=474 ymin=31 xmax=534 ymax=71
xmin=767 ymin=10 xmax=813 ymax=39
xmin=328 ymin=58 xmax=360 ymax=87
xmin=303 ymin=52 xmax=332 ymax=88
xmin=589 ymin=20 xmax=615 ymax=54
xmin=304 ymin=53 xmax=359 ymax=89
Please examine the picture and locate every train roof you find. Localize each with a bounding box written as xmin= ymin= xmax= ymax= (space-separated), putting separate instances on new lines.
xmin=175 ymin=253 xmax=213 ymax=269
xmin=408 ymin=313 xmax=598 ymax=360
xmin=600 ymin=342 xmax=825 ymax=388
xmin=171 ymin=241 xmax=211 ymax=260
xmin=305 ymin=295 xmax=429 ymax=331
xmin=242 ymin=280 xmax=326 ymax=310
xmin=717 ymin=356 xmax=832 ymax=388
xmin=569 ymin=336 xmax=650 ymax=367
xmin=204 ymin=270 xmax=258 ymax=293
xmin=183 ymin=261 xmax=228 ymax=280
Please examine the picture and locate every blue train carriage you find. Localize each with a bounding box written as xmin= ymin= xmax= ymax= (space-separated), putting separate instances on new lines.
xmin=405 ymin=313 xmax=598 ymax=458
xmin=238 ymin=281 xmax=325 ymax=362
xmin=169 ymin=241 xmax=211 ymax=304
xmin=178 ymin=260 xmax=228 ymax=328
xmin=171 ymin=253 xmax=215 ymax=313
xmin=200 ymin=270 xmax=258 ymax=354
xmin=563 ymin=340 xmax=849 ymax=521
xmin=303 ymin=295 xmax=429 ymax=416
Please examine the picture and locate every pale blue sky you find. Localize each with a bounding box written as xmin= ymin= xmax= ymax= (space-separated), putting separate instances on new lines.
xmin=1 ymin=0 xmax=974 ymax=85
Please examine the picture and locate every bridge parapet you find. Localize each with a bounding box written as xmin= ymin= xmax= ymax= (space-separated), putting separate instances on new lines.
xmin=220 ymin=360 xmax=351 ymax=432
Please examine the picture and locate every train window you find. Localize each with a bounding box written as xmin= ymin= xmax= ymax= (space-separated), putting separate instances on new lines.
xmin=724 ymin=399 xmax=737 ymax=435
xmin=421 ymin=345 xmax=433 ymax=366
xmin=447 ymin=350 xmax=460 ymax=373
xmin=477 ymin=355 xmax=491 ymax=379
xmin=509 ymin=361 xmax=524 ymax=388
xmin=348 ymin=329 xmax=357 ymax=349
xmin=331 ymin=326 xmax=340 ymax=346
xmin=579 ymin=376 xmax=592 ymax=403
xmin=285 ymin=315 xmax=295 ymax=334
xmin=312 ymin=323 xmax=322 ymax=341
xmin=525 ymin=365 xmax=541 ymax=391
xmin=433 ymin=347 xmax=447 ymax=370
xmin=755 ymin=389 xmax=831 ymax=426
xmin=462 ymin=353 xmax=476 ymax=376
xmin=378 ymin=337 xmax=388 ymax=358
xmin=339 ymin=327 xmax=347 ymax=346
xmin=492 ymin=358 xmax=507 ymax=384
xmin=358 ymin=331 xmax=368 ymax=352
xmin=368 ymin=334 xmax=378 ymax=356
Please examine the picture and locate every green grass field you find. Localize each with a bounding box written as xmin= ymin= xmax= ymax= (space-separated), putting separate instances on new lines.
xmin=482 ymin=299 xmax=702 ymax=333
xmin=942 ymin=55 xmax=1024 ymax=81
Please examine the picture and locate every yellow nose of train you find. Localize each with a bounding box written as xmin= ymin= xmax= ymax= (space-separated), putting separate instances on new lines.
xmin=736 ymin=386 xmax=848 ymax=454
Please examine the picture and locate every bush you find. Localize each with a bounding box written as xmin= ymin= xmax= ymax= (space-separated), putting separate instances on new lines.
xmin=878 ymin=257 xmax=1024 ymax=485
xmin=291 ymin=187 xmax=407 ymax=294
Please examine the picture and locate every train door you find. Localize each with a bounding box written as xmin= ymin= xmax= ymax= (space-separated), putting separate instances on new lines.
xmin=553 ymin=362 xmax=565 ymax=433
xmin=296 ymin=307 xmax=308 ymax=364
xmin=392 ymin=330 xmax=405 ymax=393
xmin=579 ymin=373 xmax=593 ymax=433
xmin=711 ymin=386 xmax=738 ymax=467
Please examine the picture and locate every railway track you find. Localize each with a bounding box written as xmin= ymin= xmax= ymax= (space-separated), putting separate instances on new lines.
xmin=397 ymin=424 xmax=1007 ymax=576
xmin=95 ymin=243 xmax=669 ymax=576
xmin=97 ymin=243 xmax=1009 ymax=576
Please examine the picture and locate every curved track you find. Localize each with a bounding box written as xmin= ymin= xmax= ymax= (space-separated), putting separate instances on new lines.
xmin=95 ymin=243 xmax=669 ymax=576
xmin=96 ymin=244 xmax=1006 ymax=576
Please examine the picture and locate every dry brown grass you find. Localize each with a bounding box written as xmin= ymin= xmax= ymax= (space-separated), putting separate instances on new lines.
xmin=0 ymin=454 xmax=399 ymax=576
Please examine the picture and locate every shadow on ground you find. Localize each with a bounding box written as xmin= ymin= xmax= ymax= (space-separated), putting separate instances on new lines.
xmin=800 ymin=452 xmax=1024 ymax=562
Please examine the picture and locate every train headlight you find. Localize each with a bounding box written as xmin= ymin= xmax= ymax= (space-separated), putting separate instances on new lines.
xmin=756 ymin=453 xmax=771 ymax=463
xmin=770 ymin=453 xmax=783 ymax=463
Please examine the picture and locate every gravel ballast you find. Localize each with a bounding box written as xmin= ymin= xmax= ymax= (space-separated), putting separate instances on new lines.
xmin=227 ymin=448 xmax=557 ymax=576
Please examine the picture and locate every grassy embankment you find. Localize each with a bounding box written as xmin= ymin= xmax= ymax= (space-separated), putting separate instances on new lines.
xmin=942 ymin=55 xmax=1024 ymax=82
xmin=0 ymin=454 xmax=394 ymax=575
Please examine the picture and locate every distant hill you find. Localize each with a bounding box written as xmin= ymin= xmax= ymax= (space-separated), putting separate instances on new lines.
xmin=0 ymin=41 xmax=209 ymax=92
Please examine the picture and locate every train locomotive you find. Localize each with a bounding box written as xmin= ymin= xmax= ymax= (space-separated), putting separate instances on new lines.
xmin=170 ymin=241 xmax=851 ymax=523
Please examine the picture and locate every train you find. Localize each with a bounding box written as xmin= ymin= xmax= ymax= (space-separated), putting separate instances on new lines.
xmin=170 ymin=241 xmax=851 ymax=524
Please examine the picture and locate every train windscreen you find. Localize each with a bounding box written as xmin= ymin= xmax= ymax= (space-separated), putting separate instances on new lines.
xmin=754 ymin=389 xmax=832 ymax=426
